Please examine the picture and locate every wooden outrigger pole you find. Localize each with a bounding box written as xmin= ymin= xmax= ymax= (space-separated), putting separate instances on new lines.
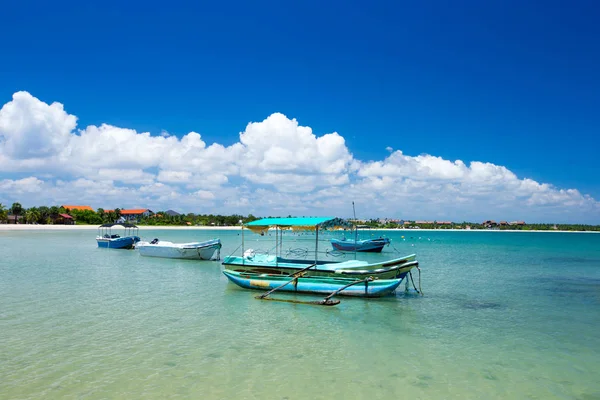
xmin=255 ymin=263 xmax=377 ymax=306
xmin=256 ymin=263 xmax=318 ymax=300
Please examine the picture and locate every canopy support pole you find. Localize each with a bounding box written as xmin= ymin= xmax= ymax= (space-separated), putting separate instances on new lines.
xmin=315 ymin=226 xmax=319 ymax=265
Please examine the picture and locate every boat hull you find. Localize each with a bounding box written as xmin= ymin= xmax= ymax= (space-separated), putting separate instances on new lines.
xmin=137 ymin=239 xmax=221 ymax=260
xmin=331 ymin=237 xmax=391 ymax=252
xmin=96 ymin=236 xmax=140 ymax=249
xmin=223 ymin=270 xmax=403 ymax=297
xmin=222 ymin=254 xmax=417 ymax=279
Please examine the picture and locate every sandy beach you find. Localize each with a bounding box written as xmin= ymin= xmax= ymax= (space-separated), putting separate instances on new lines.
xmin=0 ymin=224 xmax=242 ymax=231
xmin=0 ymin=224 xmax=596 ymax=233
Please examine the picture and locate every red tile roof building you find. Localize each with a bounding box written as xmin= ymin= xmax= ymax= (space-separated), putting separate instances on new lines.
xmin=62 ymin=205 xmax=94 ymax=212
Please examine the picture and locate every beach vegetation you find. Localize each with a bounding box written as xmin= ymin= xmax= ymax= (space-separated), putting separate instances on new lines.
xmin=2 ymin=202 xmax=599 ymax=230
xmin=10 ymin=202 xmax=23 ymax=224
xmin=0 ymin=203 xmax=7 ymax=223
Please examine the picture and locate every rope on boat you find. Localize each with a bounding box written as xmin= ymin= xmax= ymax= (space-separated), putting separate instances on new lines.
xmin=325 ymin=249 xmax=346 ymax=258
xmin=284 ymin=247 xmax=346 ymax=259
xmin=286 ymin=247 xmax=309 ymax=258
xmin=227 ymin=243 xmax=242 ymax=259
xmin=408 ymin=268 xmax=423 ymax=296
xmin=390 ymin=243 xmax=405 ymax=256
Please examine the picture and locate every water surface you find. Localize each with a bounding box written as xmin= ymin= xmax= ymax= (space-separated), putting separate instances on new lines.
xmin=1 ymin=229 xmax=599 ymax=399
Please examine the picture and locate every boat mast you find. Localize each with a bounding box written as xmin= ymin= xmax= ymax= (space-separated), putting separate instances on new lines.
xmin=353 ymin=201 xmax=358 ymax=260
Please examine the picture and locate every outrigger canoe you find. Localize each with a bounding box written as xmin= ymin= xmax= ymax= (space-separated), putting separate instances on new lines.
xmin=223 ymin=270 xmax=404 ymax=298
xmin=223 ymin=216 xmax=418 ymax=279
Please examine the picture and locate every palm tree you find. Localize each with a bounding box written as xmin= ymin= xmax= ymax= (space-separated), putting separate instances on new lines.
xmin=49 ymin=206 xmax=60 ymax=222
xmin=37 ymin=206 xmax=50 ymax=224
xmin=25 ymin=209 xmax=40 ymax=224
xmin=0 ymin=203 xmax=7 ymax=223
xmin=97 ymin=208 xmax=107 ymax=223
xmin=11 ymin=202 xmax=23 ymax=224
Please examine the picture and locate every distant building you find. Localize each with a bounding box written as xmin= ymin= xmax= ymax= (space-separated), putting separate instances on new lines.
xmin=120 ymin=209 xmax=154 ymax=221
xmin=509 ymin=221 xmax=526 ymax=226
xmin=483 ymin=220 xmax=498 ymax=228
xmin=62 ymin=205 xmax=94 ymax=212
xmin=436 ymin=221 xmax=453 ymax=225
xmin=165 ymin=210 xmax=181 ymax=217
xmin=7 ymin=215 xmax=24 ymax=224
xmin=56 ymin=214 xmax=75 ymax=225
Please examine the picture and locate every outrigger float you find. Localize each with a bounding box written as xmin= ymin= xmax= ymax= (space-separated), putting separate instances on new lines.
xmin=222 ymin=217 xmax=422 ymax=305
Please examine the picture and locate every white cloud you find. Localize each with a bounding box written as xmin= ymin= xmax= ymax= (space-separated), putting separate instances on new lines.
xmin=0 ymin=91 xmax=598 ymax=223
xmin=0 ymin=91 xmax=77 ymax=159
xmin=0 ymin=177 xmax=44 ymax=194
xmin=194 ymin=190 xmax=216 ymax=200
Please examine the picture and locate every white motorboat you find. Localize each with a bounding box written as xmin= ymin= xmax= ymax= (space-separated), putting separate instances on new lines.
xmin=136 ymin=238 xmax=221 ymax=260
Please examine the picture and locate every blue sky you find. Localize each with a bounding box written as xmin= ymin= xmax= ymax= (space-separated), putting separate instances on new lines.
xmin=1 ymin=0 xmax=599 ymax=222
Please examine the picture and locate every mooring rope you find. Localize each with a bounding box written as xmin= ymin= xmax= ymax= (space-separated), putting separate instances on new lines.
xmin=325 ymin=249 xmax=346 ymax=258
xmin=408 ymin=268 xmax=423 ymax=296
xmin=390 ymin=242 xmax=405 ymax=255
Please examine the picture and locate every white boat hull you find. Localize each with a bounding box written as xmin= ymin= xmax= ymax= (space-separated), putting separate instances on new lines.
xmin=137 ymin=239 xmax=221 ymax=260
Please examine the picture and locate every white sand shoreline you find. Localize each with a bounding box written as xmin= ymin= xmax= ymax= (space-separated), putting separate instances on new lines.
xmin=0 ymin=224 xmax=597 ymax=233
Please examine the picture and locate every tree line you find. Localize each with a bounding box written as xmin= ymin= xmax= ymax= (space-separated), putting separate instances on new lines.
xmin=1 ymin=202 xmax=599 ymax=231
xmin=359 ymin=219 xmax=600 ymax=232
xmin=0 ymin=202 xmax=258 ymax=226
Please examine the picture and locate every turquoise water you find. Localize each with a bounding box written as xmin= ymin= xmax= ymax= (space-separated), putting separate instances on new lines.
xmin=1 ymin=229 xmax=599 ymax=399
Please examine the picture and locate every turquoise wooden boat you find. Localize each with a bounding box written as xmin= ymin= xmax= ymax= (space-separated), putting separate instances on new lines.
xmin=223 ymin=269 xmax=404 ymax=298
xmin=223 ymin=216 xmax=419 ymax=279
xmin=223 ymin=254 xmax=418 ymax=279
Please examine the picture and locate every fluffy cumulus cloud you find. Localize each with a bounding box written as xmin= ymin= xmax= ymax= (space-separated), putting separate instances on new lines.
xmin=0 ymin=91 xmax=598 ymax=223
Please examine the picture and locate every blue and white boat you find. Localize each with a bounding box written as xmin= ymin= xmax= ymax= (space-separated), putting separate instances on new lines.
xmin=96 ymin=223 xmax=141 ymax=249
xmin=331 ymin=236 xmax=391 ymax=252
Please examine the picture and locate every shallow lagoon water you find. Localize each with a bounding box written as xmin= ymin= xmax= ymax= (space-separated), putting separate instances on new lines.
xmin=1 ymin=229 xmax=599 ymax=399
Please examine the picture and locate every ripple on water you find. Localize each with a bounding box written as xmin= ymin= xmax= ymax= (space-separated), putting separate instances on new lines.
xmin=0 ymin=229 xmax=599 ymax=399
